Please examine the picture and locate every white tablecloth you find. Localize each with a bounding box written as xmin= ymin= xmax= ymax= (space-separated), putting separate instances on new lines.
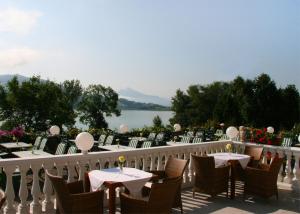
xmin=208 ymin=153 xmax=251 ymax=169
xmin=89 ymin=167 xmax=153 ymax=196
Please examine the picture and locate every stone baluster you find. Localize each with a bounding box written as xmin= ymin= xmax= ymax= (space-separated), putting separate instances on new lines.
xmin=189 ymin=153 xmax=194 ymax=185
xmin=292 ymin=153 xmax=300 ymax=193
xmin=150 ymin=155 xmax=154 ymax=171
xmin=183 ymin=152 xmax=189 ymax=184
xmin=284 ymin=151 xmax=293 ymax=184
xmin=142 ymin=156 xmax=146 ymax=171
xmin=17 ymin=165 xmax=29 ymax=214
xmin=157 ymin=153 xmax=162 ymax=170
xmin=134 ymin=157 xmax=139 ymax=169
xmin=77 ymin=161 xmax=86 ymax=181
xmin=67 ymin=162 xmax=76 ymax=183
xmin=277 ymin=150 xmax=284 ymax=182
xmin=4 ymin=166 xmax=16 ymax=214
xmin=42 ymin=163 xmax=54 ymax=213
xmin=30 ymin=164 xmax=42 ymax=214
xmin=262 ymin=150 xmax=268 ymax=164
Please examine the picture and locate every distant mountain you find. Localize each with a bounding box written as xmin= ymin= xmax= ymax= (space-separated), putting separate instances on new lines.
xmin=118 ymin=98 xmax=170 ymax=111
xmin=119 ymin=88 xmax=171 ymax=106
xmin=0 ymin=74 xmax=29 ymax=85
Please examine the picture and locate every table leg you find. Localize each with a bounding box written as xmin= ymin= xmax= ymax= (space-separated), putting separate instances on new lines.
xmin=230 ymin=162 xmax=236 ymax=199
xmin=109 ymin=186 xmax=116 ymax=214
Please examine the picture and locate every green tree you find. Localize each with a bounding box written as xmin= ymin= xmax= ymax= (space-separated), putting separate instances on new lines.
xmin=0 ymin=76 xmax=78 ymax=131
xmin=78 ymin=85 xmax=120 ymax=129
xmin=153 ymin=115 xmax=163 ymax=128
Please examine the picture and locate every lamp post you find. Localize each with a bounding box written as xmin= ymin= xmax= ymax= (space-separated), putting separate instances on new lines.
xmin=49 ymin=125 xmax=60 ymax=136
xmin=75 ymin=132 xmax=94 ymax=155
xmin=119 ymin=124 xmax=129 ymax=134
xmin=226 ymin=126 xmax=239 ymax=141
xmin=173 ymin=124 xmax=181 ymax=132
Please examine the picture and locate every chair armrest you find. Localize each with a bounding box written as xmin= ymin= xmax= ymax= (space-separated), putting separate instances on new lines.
xmin=120 ymin=192 xmax=148 ymax=212
xmin=245 ymin=167 xmax=270 ymax=180
xmin=67 ymin=180 xmax=84 ymax=194
xmin=257 ymin=163 xmax=270 ymax=170
xmin=214 ymin=165 xmax=230 ymax=176
xmin=148 ymin=170 xmax=166 ymax=179
xmin=70 ymin=190 xmax=104 ymax=209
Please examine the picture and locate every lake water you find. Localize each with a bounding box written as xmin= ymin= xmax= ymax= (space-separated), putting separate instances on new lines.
xmin=76 ymin=110 xmax=174 ymax=130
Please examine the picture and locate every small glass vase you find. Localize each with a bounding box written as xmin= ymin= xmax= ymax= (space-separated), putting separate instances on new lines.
xmin=119 ymin=163 xmax=124 ymax=173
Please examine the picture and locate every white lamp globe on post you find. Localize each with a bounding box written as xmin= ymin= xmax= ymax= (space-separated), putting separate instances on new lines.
xmin=174 ymin=124 xmax=181 ymax=132
xmin=75 ymin=132 xmax=94 ymax=155
xmin=49 ymin=125 xmax=60 ymax=136
xmin=226 ymin=126 xmax=239 ymax=141
xmin=298 ymin=134 xmax=300 ymax=143
xmin=267 ymin=126 xmax=275 ymax=134
xmin=119 ymin=124 xmax=129 ymax=134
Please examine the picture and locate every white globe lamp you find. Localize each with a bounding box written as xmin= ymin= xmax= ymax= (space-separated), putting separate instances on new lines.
xmin=49 ymin=125 xmax=60 ymax=136
xmin=226 ymin=126 xmax=239 ymax=140
xmin=120 ymin=124 xmax=129 ymax=134
xmin=267 ymin=126 xmax=274 ymax=134
xmin=75 ymin=132 xmax=94 ymax=154
xmin=298 ymin=134 xmax=300 ymax=143
xmin=174 ymin=124 xmax=181 ymax=132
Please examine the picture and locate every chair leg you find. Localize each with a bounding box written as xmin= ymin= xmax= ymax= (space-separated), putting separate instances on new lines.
xmin=276 ymin=189 xmax=279 ymax=200
xmin=192 ymin=190 xmax=195 ymax=198
xmin=180 ymin=204 xmax=183 ymax=214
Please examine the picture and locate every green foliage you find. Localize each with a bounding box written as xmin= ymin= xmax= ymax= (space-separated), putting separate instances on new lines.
xmin=0 ymin=76 xmax=82 ymax=131
xmin=153 ymin=115 xmax=163 ymax=128
xmin=78 ymin=84 xmax=120 ymax=129
xmin=170 ymin=74 xmax=300 ymax=130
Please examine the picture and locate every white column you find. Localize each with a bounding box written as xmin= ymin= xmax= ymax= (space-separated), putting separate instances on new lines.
xmin=4 ymin=166 xmax=16 ymax=214
xmin=284 ymin=151 xmax=293 ymax=184
xmin=67 ymin=162 xmax=76 ymax=183
xmin=42 ymin=163 xmax=54 ymax=213
xmin=277 ymin=150 xmax=284 ymax=182
xmin=292 ymin=153 xmax=300 ymax=193
xmin=17 ymin=165 xmax=29 ymax=214
xmin=157 ymin=154 xmax=162 ymax=170
xmin=30 ymin=164 xmax=42 ymax=214
xmin=150 ymin=155 xmax=154 ymax=171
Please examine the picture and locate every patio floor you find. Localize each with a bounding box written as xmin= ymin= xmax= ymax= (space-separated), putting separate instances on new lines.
xmin=5 ymin=181 xmax=300 ymax=214
xmin=113 ymin=182 xmax=300 ymax=214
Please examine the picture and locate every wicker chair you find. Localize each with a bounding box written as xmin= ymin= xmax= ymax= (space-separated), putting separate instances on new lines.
xmin=244 ymin=157 xmax=283 ymax=199
xmin=192 ymin=155 xmax=230 ymax=198
xmin=46 ymin=170 xmax=104 ymax=214
xmin=234 ymin=146 xmax=264 ymax=181
xmin=0 ymin=189 xmax=6 ymax=210
xmin=144 ymin=157 xmax=189 ymax=213
xmin=121 ymin=177 xmax=182 ymax=214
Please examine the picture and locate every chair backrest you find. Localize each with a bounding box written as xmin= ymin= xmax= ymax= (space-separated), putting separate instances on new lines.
xmin=67 ymin=145 xmax=77 ymax=154
xmin=155 ymin=133 xmax=164 ymax=141
xmin=33 ymin=136 xmax=42 ymax=149
xmin=0 ymin=189 xmax=6 ymax=209
xmin=105 ymin=135 xmax=114 ymax=145
xmin=192 ymin=137 xmax=202 ymax=144
xmin=39 ymin=138 xmax=47 ymax=150
xmin=98 ymin=134 xmax=107 ymax=145
xmin=141 ymin=141 xmax=152 ymax=148
xmin=282 ymin=138 xmax=292 ymax=147
xmin=46 ymin=171 xmax=70 ymax=209
xmin=148 ymin=177 xmax=182 ymax=213
xmin=55 ymin=143 xmax=67 ymax=155
xmin=195 ymin=131 xmax=204 ymax=138
xmin=180 ymin=136 xmax=191 ymax=143
xmin=186 ymin=131 xmax=194 ymax=137
xmin=219 ymin=134 xmax=229 ymax=141
xmin=147 ymin=132 xmax=156 ymax=141
xmin=269 ymin=157 xmax=284 ymax=176
xmin=215 ymin=129 xmax=223 ymax=136
xmin=128 ymin=139 xmax=139 ymax=148
xmin=164 ymin=157 xmax=189 ymax=178
xmin=192 ymin=155 xmax=215 ymax=181
xmin=244 ymin=146 xmax=263 ymax=161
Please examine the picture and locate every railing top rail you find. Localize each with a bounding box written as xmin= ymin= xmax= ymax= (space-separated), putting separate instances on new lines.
xmin=0 ymin=140 xmax=230 ymax=167
xmin=232 ymin=141 xmax=300 ymax=153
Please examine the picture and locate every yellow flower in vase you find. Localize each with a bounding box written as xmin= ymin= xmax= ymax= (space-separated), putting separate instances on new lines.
xmin=226 ymin=144 xmax=232 ymax=153
xmin=118 ymin=155 xmax=126 ymax=172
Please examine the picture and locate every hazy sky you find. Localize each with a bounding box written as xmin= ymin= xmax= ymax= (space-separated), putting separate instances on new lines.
xmin=0 ymin=0 xmax=299 ymax=98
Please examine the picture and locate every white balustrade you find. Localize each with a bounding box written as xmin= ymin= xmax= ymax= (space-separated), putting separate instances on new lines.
xmin=0 ymin=140 xmax=300 ymax=214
